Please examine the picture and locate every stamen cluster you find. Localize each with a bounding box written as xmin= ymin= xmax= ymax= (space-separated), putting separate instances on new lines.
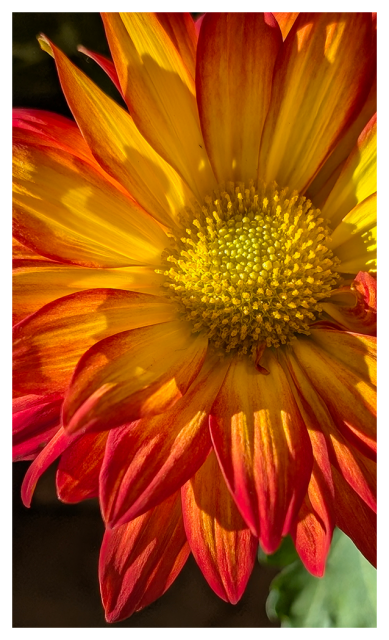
xmin=159 ymin=181 xmax=340 ymax=355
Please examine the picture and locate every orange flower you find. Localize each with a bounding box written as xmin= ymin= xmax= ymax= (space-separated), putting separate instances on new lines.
xmin=13 ymin=12 xmax=376 ymax=622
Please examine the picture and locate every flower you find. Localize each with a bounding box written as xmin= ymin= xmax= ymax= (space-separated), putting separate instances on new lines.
xmin=13 ymin=12 xmax=376 ymax=623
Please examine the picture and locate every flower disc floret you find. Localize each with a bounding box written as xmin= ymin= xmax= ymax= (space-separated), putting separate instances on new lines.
xmin=160 ymin=181 xmax=341 ymax=355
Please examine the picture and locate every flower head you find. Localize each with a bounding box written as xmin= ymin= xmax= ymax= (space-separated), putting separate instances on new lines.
xmin=13 ymin=12 xmax=376 ymax=622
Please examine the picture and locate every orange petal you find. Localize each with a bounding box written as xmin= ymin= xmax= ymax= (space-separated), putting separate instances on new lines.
xmin=102 ymin=13 xmax=216 ymax=200
xmin=322 ymin=113 xmax=377 ymax=228
xmin=12 ymin=237 xmax=48 ymax=261
xmin=63 ymin=320 xmax=208 ymax=434
xmin=181 ymin=450 xmax=257 ymax=604
xmin=258 ymin=13 xmax=375 ymax=192
xmin=100 ymin=353 xmax=229 ymax=527
xmin=155 ymin=13 xmax=197 ymax=80
xmin=13 ymin=260 xmax=163 ymax=325
xmin=13 ymin=393 xmax=62 ymax=461
xmin=272 ymin=12 xmax=299 ymax=40
xmin=291 ymin=327 xmax=376 ymax=459
xmin=196 ymin=13 xmax=282 ymax=183
xmin=39 ymin=35 xmax=193 ymax=229
xmin=210 ymin=351 xmax=313 ymax=554
xmin=13 ymin=289 xmax=176 ymax=396
xmin=56 ymin=431 xmax=109 ymax=503
xmin=13 ymin=138 xmax=167 ymax=268
xmin=321 ymin=272 xmax=377 ymax=336
xmin=331 ymin=465 xmax=376 ymax=567
xmin=282 ymin=346 xmax=376 ymax=513
xmin=99 ymin=491 xmax=190 ymax=622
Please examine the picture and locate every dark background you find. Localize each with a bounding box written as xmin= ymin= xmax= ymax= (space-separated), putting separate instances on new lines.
xmin=12 ymin=13 xmax=281 ymax=627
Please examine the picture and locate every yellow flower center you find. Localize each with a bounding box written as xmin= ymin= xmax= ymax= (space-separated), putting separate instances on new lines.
xmin=160 ymin=181 xmax=340 ymax=356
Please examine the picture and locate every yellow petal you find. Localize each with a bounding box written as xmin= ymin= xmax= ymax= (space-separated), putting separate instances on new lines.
xmin=102 ymin=13 xmax=216 ymax=200
xmin=258 ymin=13 xmax=375 ymax=192
xmin=13 ymin=141 xmax=167 ymax=268
xmin=13 ymin=260 xmax=163 ymax=324
xmin=330 ymin=193 xmax=376 ymax=274
xmin=39 ymin=35 xmax=193 ymax=229
xmin=322 ymin=114 xmax=376 ymax=228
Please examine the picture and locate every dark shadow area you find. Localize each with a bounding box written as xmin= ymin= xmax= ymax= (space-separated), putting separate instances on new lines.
xmin=13 ymin=462 xmax=280 ymax=627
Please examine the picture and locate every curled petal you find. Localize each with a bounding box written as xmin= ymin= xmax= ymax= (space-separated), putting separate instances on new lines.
xmin=100 ymin=354 xmax=229 ymax=527
xmin=77 ymin=46 xmax=124 ymax=98
xmin=99 ymin=491 xmax=189 ymax=623
xmin=63 ymin=320 xmax=208 ymax=434
xmin=181 ymin=450 xmax=257 ymax=604
xmin=322 ymin=271 xmax=377 ymax=336
xmin=210 ymin=351 xmax=313 ymax=554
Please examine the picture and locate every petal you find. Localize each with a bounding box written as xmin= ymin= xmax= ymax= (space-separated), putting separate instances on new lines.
xmin=258 ymin=13 xmax=375 ymax=192
xmin=99 ymin=491 xmax=190 ymax=623
xmin=13 ymin=260 xmax=163 ymax=325
xmin=210 ymin=350 xmax=313 ymax=554
xmin=13 ymin=393 xmax=62 ymax=461
xmin=322 ymin=113 xmax=377 ymax=228
xmin=21 ymin=428 xmax=78 ymax=507
xmin=291 ymin=327 xmax=376 ymax=459
xmin=102 ymin=13 xmax=216 ymax=200
xmin=181 ymin=450 xmax=257 ymax=604
xmin=282 ymin=346 xmax=376 ymax=513
xmin=155 ymin=13 xmax=197 ymax=80
xmin=331 ymin=194 xmax=377 ymax=274
xmin=307 ymin=78 xmax=376 ymax=208
xmin=39 ymin=35 xmax=193 ymax=229
xmin=63 ymin=320 xmax=208 ymax=434
xmin=290 ymin=464 xmax=334 ymax=577
xmin=13 ymin=289 xmax=176 ymax=396
xmin=331 ymin=465 xmax=376 ymax=567
xmin=13 ymin=108 xmax=98 ymax=165
xmin=272 ymin=13 xmax=299 ymax=40
xmin=77 ymin=46 xmax=124 ymax=98
xmin=12 ymin=237 xmax=48 ymax=261
xmin=321 ymin=272 xmax=377 ymax=336
xmin=196 ymin=13 xmax=282 ymax=183
xmin=13 ymin=138 xmax=167 ymax=268
xmin=100 ymin=353 xmax=229 ymax=527
xmin=56 ymin=431 xmax=109 ymax=503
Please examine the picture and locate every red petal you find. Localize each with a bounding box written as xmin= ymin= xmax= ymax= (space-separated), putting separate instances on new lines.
xmin=210 ymin=351 xmax=313 ymax=554
xmin=20 ymin=428 xmax=78 ymax=507
xmin=100 ymin=354 xmax=229 ymax=527
xmin=322 ymin=272 xmax=377 ymax=336
xmin=99 ymin=491 xmax=189 ymax=622
xmin=77 ymin=46 xmax=124 ymax=98
xmin=181 ymin=450 xmax=257 ymax=604
xmin=13 ymin=393 xmax=62 ymax=461
xmin=56 ymin=431 xmax=109 ymax=503
xmin=290 ymin=463 xmax=335 ymax=577
xmin=331 ymin=465 xmax=376 ymax=567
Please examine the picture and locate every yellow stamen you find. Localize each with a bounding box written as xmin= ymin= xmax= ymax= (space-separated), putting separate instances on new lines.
xmin=158 ymin=181 xmax=340 ymax=355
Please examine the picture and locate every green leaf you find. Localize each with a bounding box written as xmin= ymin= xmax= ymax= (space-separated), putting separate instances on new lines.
xmin=266 ymin=529 xmax=376 ymax=628
xmin=258 ymin=535 xmax=299 ymax=567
